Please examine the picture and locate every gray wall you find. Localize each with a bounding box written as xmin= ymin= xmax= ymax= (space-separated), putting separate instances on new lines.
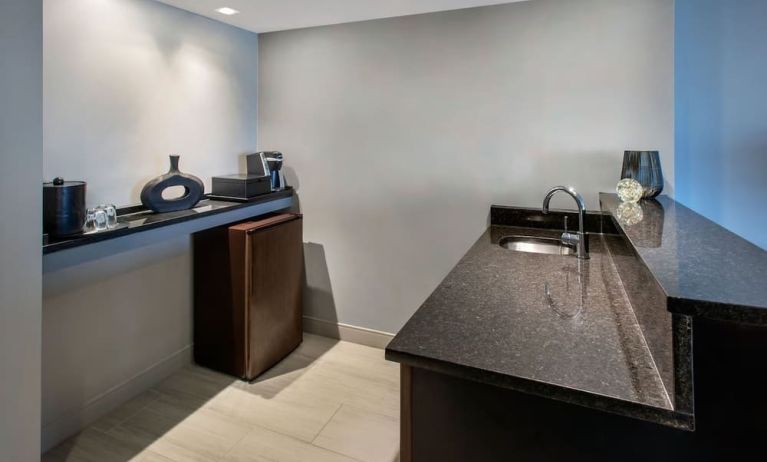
xmin=675 ymin=0 xmax=767 ymax=249
xmin=44 ymin=0 xmax=259 ymax=206
xmin=0 ymin=0 xmax=43 ymax=459
xmin=258 ymin=0 xmax=675 ymax=334
xmin=42 ymin=0 xmax=259 ymax=449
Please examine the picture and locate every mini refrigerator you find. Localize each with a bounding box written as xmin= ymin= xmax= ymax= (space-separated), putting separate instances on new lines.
xmin=193 ymin=213 xmax=303 ymax=380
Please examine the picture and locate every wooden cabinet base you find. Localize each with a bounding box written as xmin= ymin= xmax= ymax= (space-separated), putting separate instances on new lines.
xmin=399 ymin=317 xmax=767 ymax=461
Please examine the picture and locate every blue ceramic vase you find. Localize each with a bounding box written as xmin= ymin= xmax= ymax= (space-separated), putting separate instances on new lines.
xmin=620 ymin=150 xmax=664 ymax=198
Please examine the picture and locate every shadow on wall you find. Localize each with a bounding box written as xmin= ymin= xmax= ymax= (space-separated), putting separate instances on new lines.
xmin=303 ymin=241 xmax=341 ymax=339
xmin=284 ymin=180 xmax=342 ymax=338
xmin=283 ymin=165 xmax=300 ymax=191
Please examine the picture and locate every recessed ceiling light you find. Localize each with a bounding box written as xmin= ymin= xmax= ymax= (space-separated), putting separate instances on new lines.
xmin=215 ymin=7 xmax=239 ymax=16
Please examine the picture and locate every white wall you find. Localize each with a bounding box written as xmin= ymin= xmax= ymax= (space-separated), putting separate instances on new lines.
xmin=44 ymin=0 xmax=259 ymax=206
xmin=259 ymin=0 xmax=674 ymax=333
xmin=0 ymin=0 xmax=43 ymax=460
xmin=42 ymin=0 xmax=259 ymax=450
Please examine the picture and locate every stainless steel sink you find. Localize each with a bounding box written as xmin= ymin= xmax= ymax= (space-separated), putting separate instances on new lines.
xmin=498 ymin=235 xmax=574 ymax=256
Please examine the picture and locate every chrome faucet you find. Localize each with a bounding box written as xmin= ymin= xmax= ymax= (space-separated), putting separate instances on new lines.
xmin=542 ymin=186 xmax=589 ymax=259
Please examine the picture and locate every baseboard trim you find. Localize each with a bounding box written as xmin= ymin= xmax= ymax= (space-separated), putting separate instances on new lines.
xmin=303 ymin=316 xmax=395 ymax=349
xmin=41 ymin=345 xmax=192 ymax=453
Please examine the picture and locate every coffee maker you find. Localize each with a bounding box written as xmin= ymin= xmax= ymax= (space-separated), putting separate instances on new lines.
xmin=251 ymin=151 xmax=285 ymax=191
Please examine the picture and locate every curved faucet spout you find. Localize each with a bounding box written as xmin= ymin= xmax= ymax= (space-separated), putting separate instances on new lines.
xmin=541 ymin=186 xmax=589 ymax=259
xmin=542 ymin=186 xmax=586 ymax=215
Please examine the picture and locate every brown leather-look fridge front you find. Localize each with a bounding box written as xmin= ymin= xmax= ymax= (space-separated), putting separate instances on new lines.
xmin=193 ymin=213 xmax=303 ymax=381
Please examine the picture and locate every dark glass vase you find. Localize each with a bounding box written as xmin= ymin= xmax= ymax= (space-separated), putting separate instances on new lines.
xmin=140 ymin=155 xmax=204 ymax=213
xmin=620 ymin=150 xmax=664 ymax=198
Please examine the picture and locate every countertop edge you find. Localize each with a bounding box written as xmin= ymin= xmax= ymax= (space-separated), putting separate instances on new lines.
xmin=385 ymin=348 xmax=694 ymax=431
xmin=599 ymin=193 xmax=767 ymax=325
xmin=669 ymin=296 xmax=767 ymax=326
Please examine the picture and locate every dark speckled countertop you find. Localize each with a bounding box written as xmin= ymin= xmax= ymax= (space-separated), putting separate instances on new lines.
xmin=386 ymin=225 xmax=693 ymax=429
xmin=387 ymin=194 xmax=767 ymax=431
xmin=600 ymin=193 xmax=767 ymax=324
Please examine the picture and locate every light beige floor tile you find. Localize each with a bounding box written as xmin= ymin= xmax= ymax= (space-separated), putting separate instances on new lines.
xmin=289 ymin=359 xmax=399 ymax=419
xmin=258 ymin=368 xmax=398 ymax=420
xmin=222 ymin=425 xmax=358 ymax=462
xmin=110 ymin=406 xmax=250 ymax=462
xmin=313 ymin=405 xmax=399 ymax=462
xmin=132 ymin=452 xmax=179 ymax=462
xmin=205 ymin=385 xmax=341 ymax=442
xmin=143 ymin=389 xmax=212 ymax=422
xmin=155 ymin=365 xmax=236 ymax=401
xmin=308 ymin=344 xmax=399 ymax=392
xmin=233 ymin=338 xmax=399 ymax=419
xmin=43 ymin=335 xmax=400 ymax=462
xmin=292 ymin=333 xmax=342 ymax=360
xmin=42 ymin=447 xmax=175 ymax=462
xmin=228 ymin=351 xmax=317 ymax=400
xmin=227 ymin=333 xmax=341 ymax=398
xmin=310 ymin=338 xmax=396 ymax=369
xmin=91 ymin=389 xmax=162 ymax=433
xmin=41 ymin=428 xmax=155 ymax=462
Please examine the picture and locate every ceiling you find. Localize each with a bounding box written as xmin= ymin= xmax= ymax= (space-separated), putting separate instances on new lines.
xmin=154 ymin=0 xmax=527 ymax=33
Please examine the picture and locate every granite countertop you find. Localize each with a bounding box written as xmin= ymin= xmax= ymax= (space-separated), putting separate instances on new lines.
xmin=386 ymin=225 xmax=693 ymax=429
xmin=600 ymin=193 xmax=767 ymax=324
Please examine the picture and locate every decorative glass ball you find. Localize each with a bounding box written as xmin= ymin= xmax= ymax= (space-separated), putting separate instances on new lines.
xmin=616 ymin=178 xmax=643 ymax=203
xmin=617 ymin=202 xmax=644 ymax=226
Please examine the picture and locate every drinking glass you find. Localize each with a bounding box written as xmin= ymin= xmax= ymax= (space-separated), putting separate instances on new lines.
xmin=98 ymin=204 xmax=118 ymax=229
xmin=85 ymin=204 xmax=118 ymax=233
xmin=84 ymin=209 xmax=96 ymax=233
xmin=93 ymin=208 xmax=108 ymax=231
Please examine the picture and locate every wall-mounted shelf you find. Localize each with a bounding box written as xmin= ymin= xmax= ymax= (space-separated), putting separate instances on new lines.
xmin=42 ymin=188 xmax=294 ymax=255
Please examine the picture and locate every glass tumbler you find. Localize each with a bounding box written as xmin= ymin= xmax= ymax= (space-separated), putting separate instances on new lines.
xmin=84 ymin=209 xmax=96 ymax=233
xmin=84 ymin=208 xmax=107 ymax=232
xmin=99 ymin=204 xmax=118 ymax=229
xmin=85 ymin=204 xmax=118 ymax=233
xmin=93 ymin=208 xmax=108 ymax=231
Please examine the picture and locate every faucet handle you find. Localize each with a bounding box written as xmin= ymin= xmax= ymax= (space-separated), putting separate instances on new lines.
xmin=561 ymin=216 xmax=580 ymax=248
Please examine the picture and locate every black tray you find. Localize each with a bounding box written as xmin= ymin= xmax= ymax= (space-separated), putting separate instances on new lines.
xmin=206 ymin=187 xmax=292 ymax=203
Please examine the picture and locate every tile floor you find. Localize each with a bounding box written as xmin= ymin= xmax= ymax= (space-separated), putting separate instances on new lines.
xmin=43 ymin=334 xmax=400 ymax=462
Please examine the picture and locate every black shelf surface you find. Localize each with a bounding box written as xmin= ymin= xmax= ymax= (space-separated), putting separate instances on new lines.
xmin=43 ymin=188 xmax=294 ymax=255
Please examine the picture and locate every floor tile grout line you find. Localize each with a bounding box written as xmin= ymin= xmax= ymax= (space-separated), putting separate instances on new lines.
xmin=216 ymin=411 xmax=365 ymax=462
xmin=334 ymin=402 xmax=400 ymax=424
xmin=311 ymin=402 xmax=344 ymax=443
xmin=193 ymin=394 xmax=321 ymax=442
xmin=220 ymin=424 xmax=255 ymax=460
xmin=309 ymin=402 xmax=401 ymax=462
xmin=312 ymin=444 xmax=367 ymax=462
